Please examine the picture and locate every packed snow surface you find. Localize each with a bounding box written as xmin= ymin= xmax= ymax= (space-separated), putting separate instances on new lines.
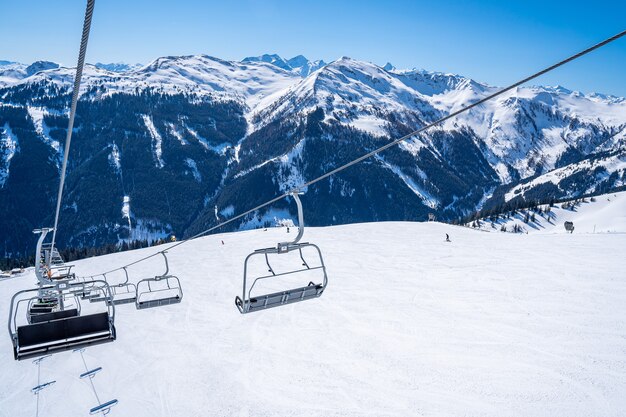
xmin=474 ymin=191 xmax=626 ymax=234
xmin=0 ymin=221 xmax=625 ymax=416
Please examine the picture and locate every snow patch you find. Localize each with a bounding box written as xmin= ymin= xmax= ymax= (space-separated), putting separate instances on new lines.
xmin=27 ymin=107 xmax=61 ymax=166
xmin=108 ymin=143 xmax=121 ymax=172
xmin=184 ymin=158 xmax=202 ymax=182
xmin=166 ymin=122 xmax=188 ymax=145
xmin=121 ymin=195 xmax=132 ymax=230
xmin=219 ymin=205 xmax=235 ymax=218
xmin=186 ymin=126 xmax=230 ymax=154
xmin=238 ymin=208 xmax=296 ymax=229
xmin=142 ymin=115 xmax=165 ymax=168
xmin=0 ymin=123 xmax=19 ymax=187
xmin=376 ymin=156 xmax=440 ymax=209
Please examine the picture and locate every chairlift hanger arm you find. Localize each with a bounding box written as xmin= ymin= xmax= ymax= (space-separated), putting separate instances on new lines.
xmin=278 ymin=192 xmax=305 ymax=249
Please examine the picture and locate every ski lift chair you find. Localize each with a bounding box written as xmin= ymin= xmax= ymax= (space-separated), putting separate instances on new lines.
xmin=105 ymin=268 xmax=136 ymax=306
xmin=135 ymin=252 xmax=183 ymax=309
xmin=71 ymin=277 xmax=100 ymax=300
xmin=235 ymin=192 xmax=328 ymax=314
xmin=89 ymin=274 xmax=120 ymax=304
xmin=47 ymin=264 xmax=76 ymax=281
xmin=8 ymin=279 xmax=116 ymax=361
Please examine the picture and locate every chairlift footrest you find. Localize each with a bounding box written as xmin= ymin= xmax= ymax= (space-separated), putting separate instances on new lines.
xmin=136 ymin=295 xmax=181 ymax=310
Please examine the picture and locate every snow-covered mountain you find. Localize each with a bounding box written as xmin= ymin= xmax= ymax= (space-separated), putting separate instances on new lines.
xmin=0 ymin=60 xmax=60 ymax=84
xmin=0 ymin=53 xmax=624 ymax=255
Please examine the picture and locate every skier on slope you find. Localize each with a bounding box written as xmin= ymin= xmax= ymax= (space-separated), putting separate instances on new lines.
xmin=445 ymin=233 xmax=451 ymax=242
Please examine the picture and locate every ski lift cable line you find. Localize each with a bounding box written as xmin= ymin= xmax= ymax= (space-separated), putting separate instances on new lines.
xmin=50 ymin=0 xmax=96 ymax=254
xmin=90 ymin=29 xmax=626 ymax=277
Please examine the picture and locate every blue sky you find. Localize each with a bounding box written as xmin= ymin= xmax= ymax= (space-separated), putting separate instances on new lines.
xmin=1 ymin=0 xmax=625 ymax=96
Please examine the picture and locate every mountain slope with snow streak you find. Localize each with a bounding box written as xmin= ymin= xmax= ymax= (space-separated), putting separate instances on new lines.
xmin=0 ymin=221 xmax=625 ymax=416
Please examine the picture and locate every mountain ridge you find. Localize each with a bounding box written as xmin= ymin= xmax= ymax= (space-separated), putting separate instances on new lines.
xmin=0 ymin=53 xmax=624 ymax=255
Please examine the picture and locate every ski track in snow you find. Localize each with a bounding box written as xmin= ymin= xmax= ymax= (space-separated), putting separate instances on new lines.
xmin=1 ymin=221 xmax=625 ymax=417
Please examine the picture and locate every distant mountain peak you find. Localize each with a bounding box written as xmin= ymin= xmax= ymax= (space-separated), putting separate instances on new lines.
xmin=94 ymin=62 xmax=142 ymax=72
xmin=242 ymin=54 xmax=291 ymax=71
xmin=242 ymin=53 xmax=326 ymax=77
xmin=25 ymin=61 xmax=59 ymax=76
xmin=383 ymin=62 xmax=396 ymax=71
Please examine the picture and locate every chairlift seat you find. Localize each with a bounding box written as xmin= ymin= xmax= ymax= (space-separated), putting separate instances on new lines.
xmin=106 ymin=284 xmax=137 ymax=306
xmin=237 ymin=282 xmax=324 ymax=313
xmin=89 ymin=293 xmax=113 ymax=303
xmin=135 ymin=274 xmax=183 ymax=310
xmin=14 ymin=312 xmax=116 ymax=360
xmin=30 ymin=308 xmax=78 ymax=324
xmin=108 ymin=294 xmax=136 ymax=306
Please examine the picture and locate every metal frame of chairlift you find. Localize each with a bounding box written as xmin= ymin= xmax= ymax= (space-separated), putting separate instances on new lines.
xmin=235 ymin=192 xmax=328 ymax=314
xmin=9 ymin=279 xmax=116 ymax=360
xmin=88 ymin=269 xmax=137 ymax=306
xmin=8 ymin=229 xmax=116 ymax=361
xmin=40 ymin=236 xmax=76 ymax=281
xmin=135 ymin=251 xmax=183 ymax=309
xmin=107 ymin=267 xmax=137 ymax=306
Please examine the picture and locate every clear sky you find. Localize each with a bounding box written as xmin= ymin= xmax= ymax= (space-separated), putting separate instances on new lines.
xmin=1 ymin=0 xmax=625 ymax=96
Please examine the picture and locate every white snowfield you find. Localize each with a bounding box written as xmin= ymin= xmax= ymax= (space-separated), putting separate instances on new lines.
xmin=473 ymin=190 xmax=626 ymax=235
xmin=0 ymin=221 xmax=625 ymax=417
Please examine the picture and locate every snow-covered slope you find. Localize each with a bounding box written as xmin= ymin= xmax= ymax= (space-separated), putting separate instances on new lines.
xmin=1 ymin=221 xmax=625 ymax=416
xmin=502 ymin=150 xmax=626 ymax=202
xmin=470 ymin=190 xmax=626 ymax=234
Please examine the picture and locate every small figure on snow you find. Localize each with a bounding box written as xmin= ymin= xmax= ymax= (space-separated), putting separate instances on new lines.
xmin=445 ymin=233 xmax=451 ymax=242
xmin=221 ymin=240 xmax=224 ymax=245
xmin=287 ymin=227 xmax=290 ymax=233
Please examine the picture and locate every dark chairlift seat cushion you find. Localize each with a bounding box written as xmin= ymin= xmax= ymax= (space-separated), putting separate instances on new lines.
xmin=30 ymin=306 xmax=54 ymax=314
xmin=15 ymin=312 xmax=115 ymax=360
